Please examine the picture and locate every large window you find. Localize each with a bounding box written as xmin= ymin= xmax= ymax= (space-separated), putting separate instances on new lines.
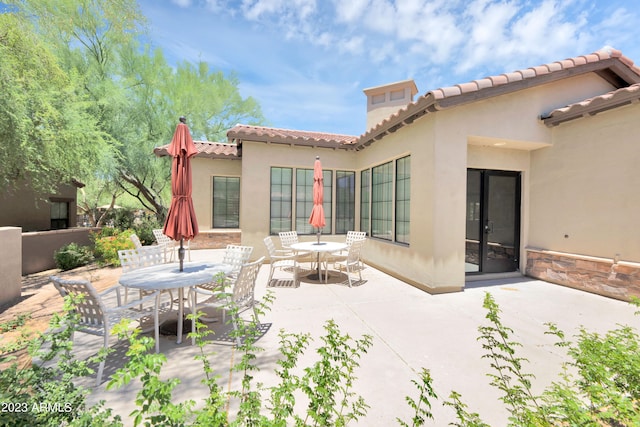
xmin=270 ymin=166 xmax=353 ymax=235
xmin=395 ymin=156 xmax=410 ymax=244
xmin=336 ymin=171 xmax=355 ymax=234
xmin=360 ymin=155 xmax=410 ymax=244
xmin=270 ymin=167 xmax=292 ymax=234
xmin=50 ymin=201 xmax=69 ymax=230
xmin=296 ymin=168 xmax=332 ymax=234
xmin=371 ymin=162 xmax=393 ymax=240
xmin=212 ymin=176 xmax=240 ymax=228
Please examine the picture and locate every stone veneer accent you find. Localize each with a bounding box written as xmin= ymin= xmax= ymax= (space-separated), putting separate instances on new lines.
xmin=526 ymin=249 xmax=640 ymax=301
xmin=190 ymin=230 xmax=241 ymax=249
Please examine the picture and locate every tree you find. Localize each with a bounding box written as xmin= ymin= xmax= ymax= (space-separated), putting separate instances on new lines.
xmin=6 ymin=0 xmax=266 ymax=221
xmin=0 ymin=12 xmax=113 ymax=196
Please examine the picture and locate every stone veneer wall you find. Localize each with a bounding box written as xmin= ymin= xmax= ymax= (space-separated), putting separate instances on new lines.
xmin=526 ymin=249 xmax=640 ymax=301
xmin=190 ymin=230 xmax=241 ymax=249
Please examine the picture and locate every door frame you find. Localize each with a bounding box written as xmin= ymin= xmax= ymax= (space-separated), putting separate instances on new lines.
xmin=466 ymin=169 xmax=521 ymax=275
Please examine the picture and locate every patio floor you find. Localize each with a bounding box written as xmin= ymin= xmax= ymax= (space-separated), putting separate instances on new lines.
xmin=77 ymin=249 xmax=639 ymax=426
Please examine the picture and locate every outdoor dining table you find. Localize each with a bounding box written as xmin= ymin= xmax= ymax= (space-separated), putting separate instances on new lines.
xmin=119 ymin=261 xmax=232 ymax=344
xmin=290 ymin=241 xmax=347 ymax=283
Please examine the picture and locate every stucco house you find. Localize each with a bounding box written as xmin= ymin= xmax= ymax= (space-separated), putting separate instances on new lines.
xmin=0 ymin=179 xmax=83 ymax=232
xmin=155 ymin=47 xmax=640 ymax=300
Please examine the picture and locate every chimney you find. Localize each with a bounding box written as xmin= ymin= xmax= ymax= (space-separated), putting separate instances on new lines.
xmin=363 ymin=79 xmax=418 ymax=131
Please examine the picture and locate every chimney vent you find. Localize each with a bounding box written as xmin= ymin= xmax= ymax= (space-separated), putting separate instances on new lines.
xmin=363 ymin=79 xmax=418 ymax=131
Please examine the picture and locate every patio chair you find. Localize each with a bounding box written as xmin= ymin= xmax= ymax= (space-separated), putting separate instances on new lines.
xmin=130 ymin=233 xmax=143 ymax=250
xmin=278 ymin=231 xmax=314 ymax=267
xmin=327 ymin=231 xmax=367 ymax=270
xmin=118 ymin=246 xmax=173 ymax=306
xmin=152 ymin=229 xmax=191 ymax=263
xmin=264 ymin=236 xmax=299 ymax=287
xmin=189 ymin=257 xmax=265 ymax=346
xmin=189 ymin=245 xmax=254 ymax=319
xmin=50 ymin=275 xmax=164 ymax=385
xmin=334 ymin=238 xmax=366 ymax=287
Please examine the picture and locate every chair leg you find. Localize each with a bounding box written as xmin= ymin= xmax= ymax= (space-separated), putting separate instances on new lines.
xmin=268 ymin=265 xmax=275 ymax=286
xmin=96 ymin=331 xmax=109 ymax=386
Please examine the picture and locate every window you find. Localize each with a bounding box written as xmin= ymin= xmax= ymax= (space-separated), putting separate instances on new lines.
xmin=270 ymin=167 xmax=292 ymax=234
xmin=361 ymin=155 xmax=410 ymax=244
xmin=212 ymin=176 xmax=240 ymax=228
xmin=371 ymin=162 xmax=393 ymax=240
xmin=360 ymin=170 xmax=370 ymax=236
xmin=335 ymin=171 xmax=355 ymax=234
xmin=296 ymin=168 xmax=332 ymax=234
xmin=50 ymin=201 xmax=69 ymax=230
xmin=395 ymin=156 xmax=410 ymax=244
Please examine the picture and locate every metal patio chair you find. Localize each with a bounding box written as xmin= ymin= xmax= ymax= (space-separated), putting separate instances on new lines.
xmin=50 ymin=275 xmax=164 ymax=385
xmin=189 ymin=257 xmax=265 ymax=345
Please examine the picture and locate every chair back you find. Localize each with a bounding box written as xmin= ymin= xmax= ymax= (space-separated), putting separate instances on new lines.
xmin=347 ymin=239 xmax=366 ymax=265
xmin=50 ymin=276 xmax=106 ymax=328
xmin=346 ymin=231 xmax=366 ymax=246
xmin=222 ymin=245 xmax=254 ymax=276
xmin=130 ymin=233 xmax=143 ymax=249
xmin=278 ymin=231 xmax=299 ymax=249
xmin=263 ymin=236 xmax=277 ymax=258
xmin=231 ymin=257 xmax=264 ymax=309
xmin=137 ymin=245 xmax=164 ymax=268
xmin=118 ymin=248 xmax=141 ymax=273
xmin=153 ymin=229 xmax=173 ymax=246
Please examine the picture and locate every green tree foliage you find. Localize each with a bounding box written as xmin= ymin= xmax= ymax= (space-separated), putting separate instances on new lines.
xmin=0 ymin=12 xmax=112 ymax=195
xmin=5 ymin=0 xmax=266 ymax=220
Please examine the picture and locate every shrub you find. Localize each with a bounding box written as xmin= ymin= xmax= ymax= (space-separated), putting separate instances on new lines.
xmin=132 ymin=215 xmax=162 ymax=246
xmin=91 ymin=228 xmax=135 ymax=266
xmin=53 ymin=243 xmax=94 ymax=271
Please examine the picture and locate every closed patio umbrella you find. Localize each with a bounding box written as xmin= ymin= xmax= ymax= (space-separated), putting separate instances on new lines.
xmin=308 ymin=156 xmax=326 ymax=279
xmin=163 ymin=117 xmax=199 ymax=271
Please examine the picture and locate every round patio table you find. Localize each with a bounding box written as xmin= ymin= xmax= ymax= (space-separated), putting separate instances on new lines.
xmin=119 ymin=262 xmax=232 ymax=344
xmin=291 ymin=241 xmax=347 ymax=282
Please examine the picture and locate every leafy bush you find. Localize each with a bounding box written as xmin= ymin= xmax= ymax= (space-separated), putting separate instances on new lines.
xmin=0 ymin=295 xmax=122 ymax=426
xmin=91 ymin=228 xmax=135 ymax=266
xmin=53 ymin=243 xmax=94 ymax=271
xmin=132 ymin=215 xmax=162 ymax=246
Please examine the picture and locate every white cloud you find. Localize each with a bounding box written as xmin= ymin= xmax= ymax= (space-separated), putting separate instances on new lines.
xmin=333 ymin=0 xmax=370 ymax=23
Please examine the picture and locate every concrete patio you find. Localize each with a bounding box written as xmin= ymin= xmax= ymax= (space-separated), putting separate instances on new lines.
xmin=77 ymin=249 xmax=639 ymax=426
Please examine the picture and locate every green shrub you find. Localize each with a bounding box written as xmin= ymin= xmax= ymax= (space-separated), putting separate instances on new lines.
xmin=54 ymin=243 xmax=94 ymax=271
xmin=132 ymin=215 xmax=162 ymax=246
xmin=91 ymin=228 xmax=134 ymax=266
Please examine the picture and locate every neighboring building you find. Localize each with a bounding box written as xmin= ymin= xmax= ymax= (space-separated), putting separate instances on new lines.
xmin=156 ymin=48 xmax=640 ymax=300
xmin=0 ymin=179 xmax=83 ymax=232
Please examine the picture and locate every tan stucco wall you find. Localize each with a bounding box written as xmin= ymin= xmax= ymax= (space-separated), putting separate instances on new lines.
xmin=238 ymin=142 xmax=359 ymax=260
xmin=529 ymin=102 xmax=640 ymax=263
xmin=185 ymin=71 xmax=629 ymax=293
xmin=0 ymin=227 xmax=21 ymax=306
xmin=0 ymin=181 xmax=79 ymax=232
xmin=191 ymin=157 xmax=242 ymax=230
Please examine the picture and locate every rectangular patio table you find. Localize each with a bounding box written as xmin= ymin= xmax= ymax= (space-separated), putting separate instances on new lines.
xmin=290 ymin=241 xmax=347 ymax=283
xmin=119 ymin=261 xmax=232 ymax=344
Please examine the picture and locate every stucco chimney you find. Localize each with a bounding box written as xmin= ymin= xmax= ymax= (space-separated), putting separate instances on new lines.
xmin=363 ymin=79 xmax=418 ymax=131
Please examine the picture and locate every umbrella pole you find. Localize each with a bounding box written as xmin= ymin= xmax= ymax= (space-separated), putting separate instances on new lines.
xmin=178 ymin=238 xmax=185 ymax=272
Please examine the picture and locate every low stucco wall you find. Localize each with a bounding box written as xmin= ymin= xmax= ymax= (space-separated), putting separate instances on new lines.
xmin=22 ymin=227 xmax=99 ymax=275
xmin=526 ymin=248 xmax=640 ymax=301
xmin=0 ymin=227 xmax=22 ymax=306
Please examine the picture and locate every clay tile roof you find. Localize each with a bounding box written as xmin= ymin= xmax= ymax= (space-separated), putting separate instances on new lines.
xmin=226 ymin=124 xmax=357 ymax=148
xmin=542 ymin=83 xmax=640 ymax=126
xmin=154 ymin=141 xmax=239 ymax=159
xmin=356 ymin=48 xmax=640 ymax=149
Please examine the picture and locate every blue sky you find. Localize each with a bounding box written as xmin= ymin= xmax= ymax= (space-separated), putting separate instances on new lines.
xmin=138 ymin=0 xmax=640 ymax=137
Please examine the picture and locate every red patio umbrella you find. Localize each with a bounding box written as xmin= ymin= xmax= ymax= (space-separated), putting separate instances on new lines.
xmin=163 ymin=117 xmax=199 ymax=271
xmin=308 ymin=156 xmax=326 ymax=279
xmin=308 ymin=156 xmax=326 ymax=240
